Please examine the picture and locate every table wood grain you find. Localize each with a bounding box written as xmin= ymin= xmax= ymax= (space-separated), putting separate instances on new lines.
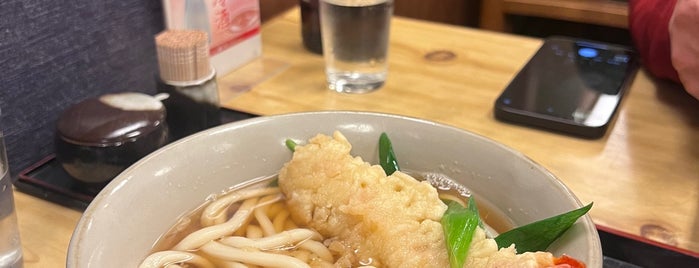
xmin=12 ymin=7 xmax=699 ymax=268
xmin=15 ymin=190 xmax=82 ymax=267
xmin=220 ymin=8 xmax=699 ymax=255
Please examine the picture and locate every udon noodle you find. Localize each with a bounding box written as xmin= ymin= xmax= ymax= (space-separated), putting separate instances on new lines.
xmin=140 ymin=175 xmax=491 ymax=268
xmin=140 ymin=183 xmax=347 ymax=267
xmin=139 ymin=178 xmax=506 ymax=268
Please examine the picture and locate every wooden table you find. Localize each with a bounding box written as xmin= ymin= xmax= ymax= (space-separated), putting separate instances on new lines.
xmin=13 ymin=7 xmax=698 ymax=267
xmin=220 ymin=8 xmax=699 ymax=255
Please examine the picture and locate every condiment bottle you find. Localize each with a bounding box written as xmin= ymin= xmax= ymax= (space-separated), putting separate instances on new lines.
xmin=155 ymin=30 xmax=221 ymax=141
xmin=300 ymin=0 xmax=322 ymax=54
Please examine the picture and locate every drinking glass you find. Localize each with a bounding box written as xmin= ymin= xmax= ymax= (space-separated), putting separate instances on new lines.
xmin=320 ymin=0 xmax=394 ymax=93
xmin=0 ymin=126 xmax=23 ymax=267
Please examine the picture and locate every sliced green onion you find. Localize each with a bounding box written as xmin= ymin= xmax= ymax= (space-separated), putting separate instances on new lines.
xmin=285 ymin=139 xmax=297 ymax=152
xmin=378 ymin=132 xmax=400 ymax=175
xmin=442 ymin=198 xmax=480 ymax=268
xmin=495 ymin=202 xmax=593 ymax=253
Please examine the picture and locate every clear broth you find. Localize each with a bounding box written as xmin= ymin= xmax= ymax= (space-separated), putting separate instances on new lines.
xmin=149 ymin=173 xmax=516 ymax=253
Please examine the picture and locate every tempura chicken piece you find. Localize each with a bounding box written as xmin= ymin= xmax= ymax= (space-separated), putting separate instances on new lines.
xmin=279 ymin=131 xmax=449 ymax=267
xmin=466 ymin=227 xmax=585 ymax=268
xmin=466 ymin=227 xmax=554 ymax=267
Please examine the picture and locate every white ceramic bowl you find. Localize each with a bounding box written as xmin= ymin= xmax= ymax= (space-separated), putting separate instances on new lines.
xmin=67 ymin=111 xmax=602 ymax=267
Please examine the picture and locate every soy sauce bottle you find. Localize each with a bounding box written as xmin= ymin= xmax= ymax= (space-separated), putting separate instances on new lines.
xmin=301 ymin=0 xmax=323 ymax=54
xmin=156 ymin=73 xmax=220 ymax=141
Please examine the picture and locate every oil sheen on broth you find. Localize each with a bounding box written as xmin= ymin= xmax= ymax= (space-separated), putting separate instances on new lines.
xmin=149 ymin=174 xmax=515 ymax=253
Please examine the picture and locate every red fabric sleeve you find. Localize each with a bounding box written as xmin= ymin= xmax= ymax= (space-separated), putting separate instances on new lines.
xmin=628 ymin=0 xmax=680 ymax=82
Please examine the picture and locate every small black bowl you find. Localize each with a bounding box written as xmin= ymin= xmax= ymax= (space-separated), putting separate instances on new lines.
xmin=55 ymin=92 xmax=169 ymax=184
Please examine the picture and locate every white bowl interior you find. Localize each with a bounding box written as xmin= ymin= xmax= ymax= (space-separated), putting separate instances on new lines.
xmin=67 ymin=111 xmax=602 ymax=267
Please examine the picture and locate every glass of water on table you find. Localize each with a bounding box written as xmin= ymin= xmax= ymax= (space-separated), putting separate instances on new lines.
xmin=320 ymin=0 xmax=394 ymax=93
xmin=0 ymin=122 xmax=23 ymax=267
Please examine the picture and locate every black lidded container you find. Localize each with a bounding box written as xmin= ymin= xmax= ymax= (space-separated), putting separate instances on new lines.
xmin=55 ymin=92 xmax=169 ymax=184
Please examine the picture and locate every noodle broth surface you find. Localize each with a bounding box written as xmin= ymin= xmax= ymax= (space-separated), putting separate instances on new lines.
xmin=149 ymin=175 xmax=276 ymax=252
xmin=148 ymin=173 xmax=515 ymax=257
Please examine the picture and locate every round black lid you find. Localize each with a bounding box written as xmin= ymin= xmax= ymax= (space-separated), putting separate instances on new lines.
xmin=56 ymin=92 xmax=166 ymax=146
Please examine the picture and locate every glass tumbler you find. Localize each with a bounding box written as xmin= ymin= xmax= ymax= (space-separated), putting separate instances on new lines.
xmin=320 ymin=0 xmax=394 ymax=93
xmin=0 ymin=126 xmax=23 ymax=267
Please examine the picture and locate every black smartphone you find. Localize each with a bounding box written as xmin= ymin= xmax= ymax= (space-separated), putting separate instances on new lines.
xmin=494 ymin=36 xmax=640 ymax=138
